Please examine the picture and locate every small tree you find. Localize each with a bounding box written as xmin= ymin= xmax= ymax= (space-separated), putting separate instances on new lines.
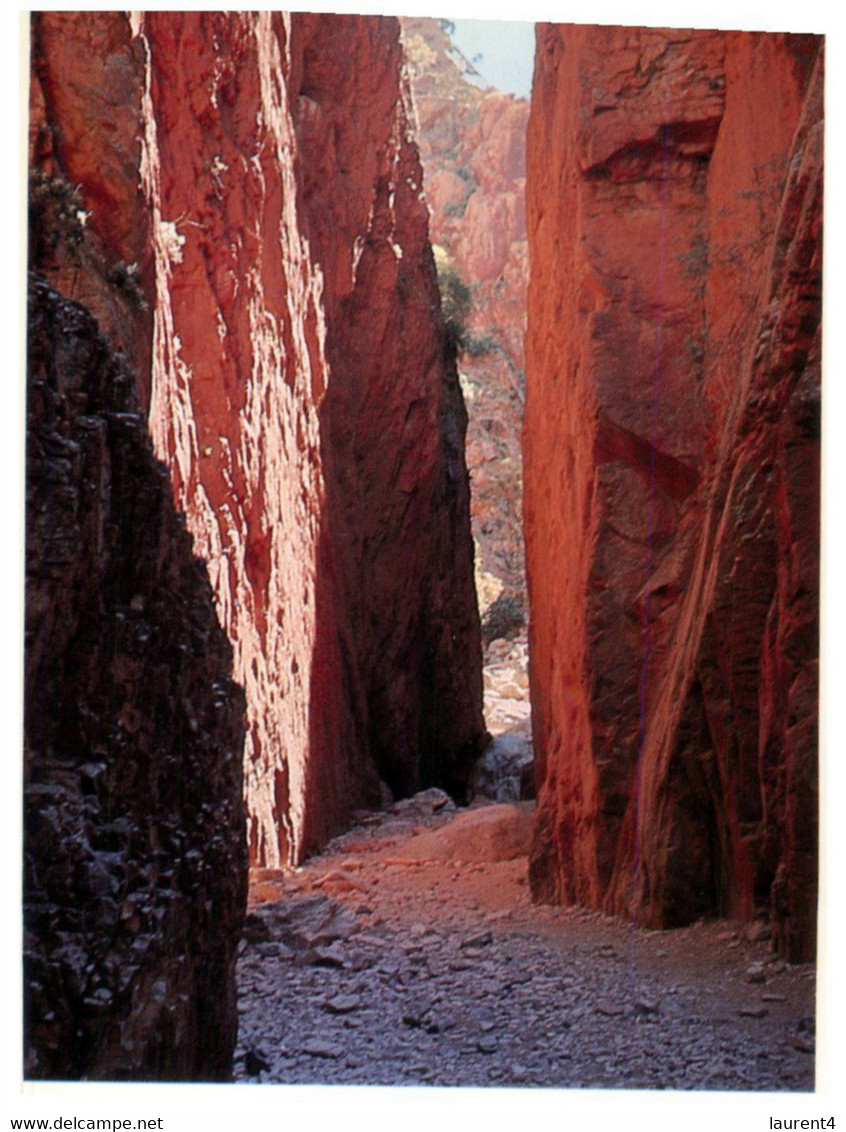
xmin=434 ymin=246 xmax=472 ymax=348
xmin=481 ymin=592 xmax=525 ymax=647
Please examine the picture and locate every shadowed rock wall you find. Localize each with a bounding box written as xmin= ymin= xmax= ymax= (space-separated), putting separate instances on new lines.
xmin=524 ymin=25 xmax=821 ymax=961
xmin=24 ymin=276 xmax=247 ymax=1079
xmin=290 ymin=13 xmax=485 ymax=816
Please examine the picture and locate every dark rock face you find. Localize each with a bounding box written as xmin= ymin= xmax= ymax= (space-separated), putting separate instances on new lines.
xmin=24 ymin=276 xmax=247 ymax=1079
xmin=524 ymin=26 xmax=821 ymax=961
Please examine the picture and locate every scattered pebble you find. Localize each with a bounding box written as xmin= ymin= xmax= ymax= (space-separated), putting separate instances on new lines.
xmin=301 ymin=1039 xmax=343 ymax=1059
xmin=634 ymin=998 xmax=660 ymax=1016
xmin=744 ymin=921 xmax=772 ymax=943
xmin=596 ymin=1003 xmax=625 ymax=1017
xmin=323 ymin=994 xmax=362 ymax=1014
xmin=461 ymin=930 xmax=493 ymax=949
xmin=243 ymin=1048 xmax=271 ymax=1075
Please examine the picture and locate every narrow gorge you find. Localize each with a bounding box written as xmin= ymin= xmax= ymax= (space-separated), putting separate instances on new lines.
xmin=24 ymin=13 xmax=821 ymax=1090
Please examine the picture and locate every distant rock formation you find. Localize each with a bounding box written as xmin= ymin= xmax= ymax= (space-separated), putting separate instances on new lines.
xmin=24 ymin=276 xmax=247 ymax=1078
xmin=524 ymin=25 xmax=821 ymax=962
xmin=401 ymin=16 xmax=529 ymax=604
xmin=30 ymin=11 xmax=485 ymax=873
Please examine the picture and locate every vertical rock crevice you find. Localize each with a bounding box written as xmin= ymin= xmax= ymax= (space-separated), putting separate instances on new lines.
xmin=130 ymin=11 xmax=485 ymax=863
xmin=400 ymin=16 xmax=530 ymax=619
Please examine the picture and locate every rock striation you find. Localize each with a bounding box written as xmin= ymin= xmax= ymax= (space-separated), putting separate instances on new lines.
xmin=30 ymin=11 xmax=485 ymax=871
xmin=524 ymin=25 xmax=822 ymax=960
xmin=24 ymin=276 xmax=247 ymax=1079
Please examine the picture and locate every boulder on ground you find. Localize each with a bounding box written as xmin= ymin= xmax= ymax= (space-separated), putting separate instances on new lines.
xmin=390 ymin=802 xmax=534 ymax=864
xmin=471 ymin=733 xmax=534 ymax=802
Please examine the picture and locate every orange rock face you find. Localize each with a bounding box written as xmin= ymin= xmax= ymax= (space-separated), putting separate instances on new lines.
xmin=31 ymin=11 xmax=485 ymax=869
xmin=524 ymin=25 xmax=821 ymax=960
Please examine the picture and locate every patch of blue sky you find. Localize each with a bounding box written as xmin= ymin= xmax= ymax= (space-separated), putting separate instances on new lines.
xmin=448 ymin=18 xmax=535 ymax=99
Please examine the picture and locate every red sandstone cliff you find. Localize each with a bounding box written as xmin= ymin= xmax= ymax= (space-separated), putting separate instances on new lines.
xmin=524 ymin=25 xmax=821 ymax=961
xmin=401 ymin=17 xmax=529 ymax=604
xmin=29 ymin=11 xmax=484 ymax=872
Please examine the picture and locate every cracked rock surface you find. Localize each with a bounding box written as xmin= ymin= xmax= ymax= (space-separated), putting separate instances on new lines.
xmin=234 ymin=791 xmax=815 ymax=1089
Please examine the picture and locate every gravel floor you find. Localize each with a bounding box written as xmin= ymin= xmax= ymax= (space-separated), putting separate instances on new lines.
xmin=233 ymin=792 xmax=816 ymax=1091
